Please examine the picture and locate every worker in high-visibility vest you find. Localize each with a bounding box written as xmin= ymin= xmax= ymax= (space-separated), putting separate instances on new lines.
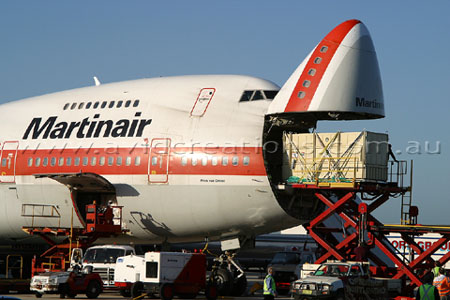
xmin=263 ymin=267 xmax=277 ymax=300
xmin=433 ymin=268 xmax=450 ymax=299
xmin=433 ymin=262 xmax=442 ymax=278
xmin=416 ymin=274 xmax=440 ymax=300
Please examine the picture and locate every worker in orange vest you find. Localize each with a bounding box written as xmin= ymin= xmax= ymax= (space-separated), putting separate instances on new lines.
xmin=433 ymin=268 xmax=450 ymax=299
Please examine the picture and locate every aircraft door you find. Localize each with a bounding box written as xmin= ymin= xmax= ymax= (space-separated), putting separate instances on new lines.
xmin=190 ymin=88 xmax=215 ymax=117
xmin=0 ymin=141 xmax=19 ymax=183
xmin=148 ymin=138 xmax=171 ymax=183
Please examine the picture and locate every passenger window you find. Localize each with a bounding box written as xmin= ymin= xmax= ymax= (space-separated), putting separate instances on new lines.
xmin=211 ymin=157 xmax=218 ymax=166
xmin=99 ymin=157 xmax=105 ymax=166
xmin=117 ymin=156 xmax=122 ymax=166
xmin=63 ymin=103 xmax=70 ymax=110
xmin=78 ymin=103 xmax=84 ymax=109
xmin=28 ymin=158 xmax=33 ymax=167
xmin=101 ymin=101 xmax=107 ymax=109
xmin=232 ymin=156 xmax=239 ymax=166
xmin=222 ymin=156 xmax=228 ymax=166
xmin=308 ymin=68 xmax=316 ymax=76
xmin=151 ymin=156 xmax=157 ymax=166
xmin=133 ymin=100 xmax=139 ymax=107
xmin=191 ymin=157 xmax=198 ymax=166
xmin=201 ymin=157 xmax=208 ymax=166
xmin=86 ymin=102 xmax=92 ymax=109
xmin=125 ymin=100 xmax=131 ymax=107
xmin=1 ymin=158 xmax=6 ymax=167
xmin=134 ymin=156 xmax=141 ymax=166
xmin=298 ymin=91 xmax=306 ymax=99
xmin=91 ymin=157 xmax=97 ymax=166
xmin=93 ymin=102 xmax=99 ymax=109
xmin=66 ymin=157 xmax=72 ymax=166
xmin=320 ymin=46 xmax=328 ymax=53
xmin=303 ymin=80 xmax=311 ymax=88
xmin=243 ymin=156 xmax=250 ymax=166
xmin=109 ymin=101 xmax=115 ymax=108
xmin=117 ymin=100 xmax=123 ymax=108
xmin=83 ymin=157 xmax=88 ymax=166
xmin=74 ymin=157 xmax=80 ymax=166
xmin=51 ymin=157 xmax=56 ymax=166
xmin=43 ymin=157 xmax=48 ymax=167
xmin=58 ymin=157 xmax=64 ymax=166
xmin=108 ymin=157 xmax=114 ymax=166
xmin=181 ymin=156 xmax=187 ymax=166
xmin=125 ymin=156 xmax=131 ymax=166
xmin=314 ymin=57 xmax=322 ymax=64
xmin=35 ymin=157 xmax=41 ymax=167
xmin=71 ymin=103 xmax=77 ymax=110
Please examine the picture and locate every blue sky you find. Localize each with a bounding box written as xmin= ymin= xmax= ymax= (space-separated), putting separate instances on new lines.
xmin=1 ymin=1 xmax=449 ymax=224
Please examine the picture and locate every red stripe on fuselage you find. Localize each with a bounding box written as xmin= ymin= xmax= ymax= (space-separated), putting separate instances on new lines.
xmin=284 ymin=19 xmax=361 ymax=113
xmin=14 ymin=146 xmax=267 ymax=176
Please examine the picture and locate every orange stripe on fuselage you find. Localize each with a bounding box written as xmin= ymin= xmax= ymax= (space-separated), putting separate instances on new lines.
xmin=14 ymin=147 xmax=267 ymax=176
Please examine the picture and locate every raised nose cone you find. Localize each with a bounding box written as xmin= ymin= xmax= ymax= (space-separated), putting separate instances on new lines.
xmin=268 ymin=19 xmax=384 ymax=120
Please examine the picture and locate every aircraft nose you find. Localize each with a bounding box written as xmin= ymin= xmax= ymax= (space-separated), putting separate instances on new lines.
xmin=326 ymin=20 xmax=376 ymax=53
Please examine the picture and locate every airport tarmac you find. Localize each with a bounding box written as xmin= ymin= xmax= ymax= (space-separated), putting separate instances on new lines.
xmin=1 ymin=273 xmax=291 ymax=300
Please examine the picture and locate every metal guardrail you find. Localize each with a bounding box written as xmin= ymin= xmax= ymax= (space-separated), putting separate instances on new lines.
xmin=21 ymin=204 xmax=61 ymax=228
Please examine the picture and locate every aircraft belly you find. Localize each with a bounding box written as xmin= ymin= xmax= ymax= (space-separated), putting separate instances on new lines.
xmin=119 ymin=175 xmax=301 ymax=242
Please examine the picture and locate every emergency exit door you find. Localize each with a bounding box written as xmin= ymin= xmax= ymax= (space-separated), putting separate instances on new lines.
xmin=148 ymin=138 xmax=171 ymax=183
xmin=190 ymin=88 xmax=216 ymax=117
xmin=0 ymin=141 xmax=19 ymax=183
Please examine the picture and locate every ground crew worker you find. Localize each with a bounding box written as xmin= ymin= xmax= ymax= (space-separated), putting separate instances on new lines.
xmin=417 ymin=274 xmax=440 ymax=300
xmin=433 ymin=268 xmax=450 ymax=299
xmin=433 ymin=262 xmax=442 ymax=277
xmin=263 ymin=267 xmax=277 ymax=300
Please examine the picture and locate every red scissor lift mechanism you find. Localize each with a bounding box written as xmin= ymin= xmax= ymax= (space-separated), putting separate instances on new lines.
xmin=290 ymin=160 xmax=450 ymax=295
xmin=22 ymin=203 xmax=126 ymax=275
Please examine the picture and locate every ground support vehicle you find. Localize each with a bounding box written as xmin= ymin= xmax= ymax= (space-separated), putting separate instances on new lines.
xmin=267 ymin=250 xmax=317 ymax=294
xmin=291 ymin=261 xmax=401 ymax=300
xmin=30 ymin=268 xmax=103 ymax=298
xmin=114 ymin=252 xmax=217 ymax=300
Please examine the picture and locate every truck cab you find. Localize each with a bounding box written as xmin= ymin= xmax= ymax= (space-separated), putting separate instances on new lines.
xmin=82 ymin=245 xmax=135 ymax=288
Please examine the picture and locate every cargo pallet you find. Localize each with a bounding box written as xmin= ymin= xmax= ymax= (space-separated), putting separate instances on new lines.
xmin=22 ymin=203 xmax=126 ymax=275
xmin=285 ymin=160 xmax=450 ymax=296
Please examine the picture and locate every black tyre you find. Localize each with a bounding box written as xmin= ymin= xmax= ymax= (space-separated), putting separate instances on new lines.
xmin=131 ymin=281 xmax=144 ymax=299
xmin=205 ymin=284 xmax=218 ymax=300
xmin=86 ymin=281 xmax=102 ymax=299
xmin=35 ymin=292 xmax=43 ymax=298
xmin=336 ymin=289 xmax=345 ymax=300
xmin=231 ymin=274 xmax=247 ymax=296
xmin=160 ymin=283 xmax=174 ymax=300
xmin=120 ymin=289 xmax=132 ymax=297
xmin=59 ymin=283 xmax=67 ymax=299
xmin=213 ymin=268 xmax=234 ymax=296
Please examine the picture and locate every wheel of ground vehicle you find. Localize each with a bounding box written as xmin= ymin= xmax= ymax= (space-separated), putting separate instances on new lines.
xmin=120 ymin=289 xmax=131 ymax=297
xmin=160 ymin=283 xmax=174 ymax=300
xmin=231 ymin=273 xmax=247 ymax=296
xmin=35 ymin=292 xmax=43 ymax=298
xmin=213 ymin=268 xmax=234 ymax=296
xmin=131 ymin=281 xmax=144 ymax=299
xmin=86 ymin=280 xmax=102 ymax=299
xmin=205 ymin=284 xmax=218 ymax=300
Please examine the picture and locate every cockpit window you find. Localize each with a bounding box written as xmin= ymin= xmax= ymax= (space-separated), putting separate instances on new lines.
xmin=239 ymin=91 xmax=253 ymax=102
xmin=239 ymin=90 xmax=278 ymax=102
xmin=263 ymin=90 xmax=278 ymax=99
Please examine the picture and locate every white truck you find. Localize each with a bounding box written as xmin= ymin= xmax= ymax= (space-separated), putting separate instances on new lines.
xmin=291 ymin=261 xmax=402 ymax=300
xmin=114 ymin=252 xmax=217 ymax=300
xmin=82 ymin=244 xmax=135 ymax=288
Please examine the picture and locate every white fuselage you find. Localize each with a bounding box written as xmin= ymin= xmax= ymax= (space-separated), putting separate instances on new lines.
xmin=0 ymin=74 xmax=301 ymax=244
